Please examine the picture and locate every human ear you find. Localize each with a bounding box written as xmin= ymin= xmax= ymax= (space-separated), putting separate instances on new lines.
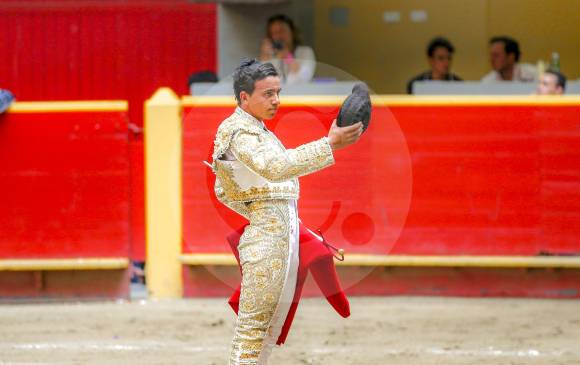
xmin=240 ymin=91 xmax=249 ymax=105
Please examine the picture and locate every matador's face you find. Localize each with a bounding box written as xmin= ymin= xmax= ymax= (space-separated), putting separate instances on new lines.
xmin=241 ymin=76 xmax=282 ymax=121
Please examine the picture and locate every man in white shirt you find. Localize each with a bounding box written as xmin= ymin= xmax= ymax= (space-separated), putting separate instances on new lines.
xmin=481 ymin=36 xmax=537 ymax=83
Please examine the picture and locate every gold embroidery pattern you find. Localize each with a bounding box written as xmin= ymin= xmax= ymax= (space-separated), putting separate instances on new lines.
xmin=214 ymin=179 xmax=251 ymax=218
xmin=231 ymin=132 xmax=334 ymax=183
xmin=229 ymin=200 xmax=292 ymax=364
xmin=214 ymin=160 xmax=299 ymax=204
xmin=212 ymin=108 xmax=334 ymax=364
xmin=211 ymin=108 xmax=334 ymax=209
xmin=211 ymin=108 xmax=264 ymax=171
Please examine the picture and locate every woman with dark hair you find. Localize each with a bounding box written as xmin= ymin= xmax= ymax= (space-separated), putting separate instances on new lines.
xmin=259 ymin=14 xmax=316 ymax=84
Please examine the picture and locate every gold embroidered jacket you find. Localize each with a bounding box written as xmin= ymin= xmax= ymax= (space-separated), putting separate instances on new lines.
xmin=212 ymin=108 xmax=335 ymax=217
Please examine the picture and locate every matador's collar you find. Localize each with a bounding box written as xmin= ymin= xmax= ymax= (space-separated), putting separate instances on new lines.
xmin=234 ymin=107 xmax=267 ymax=130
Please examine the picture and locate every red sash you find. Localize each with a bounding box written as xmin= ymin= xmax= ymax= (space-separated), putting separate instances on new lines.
xmin=226 ymin=223 xmax=350 ymax=345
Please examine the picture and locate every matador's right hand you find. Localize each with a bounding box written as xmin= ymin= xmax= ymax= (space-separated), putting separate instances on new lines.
xmin=327 ymin=119 xmax=363 ymax=151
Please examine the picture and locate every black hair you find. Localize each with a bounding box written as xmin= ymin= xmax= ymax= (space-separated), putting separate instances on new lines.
xmin=545 ymin=69 xmax=567 ymax=91
xmin=427 ymin=37 xmax=455 ymax=57
xmin=266 ymin=14 xmax=301 ymax=52
xmin=490 ymin=36 xmax=521 ymax=62
xmin=188 ymin=70 xmax=218 ymax=87
xmin=232 ymin=58 xmax=279 ymax=104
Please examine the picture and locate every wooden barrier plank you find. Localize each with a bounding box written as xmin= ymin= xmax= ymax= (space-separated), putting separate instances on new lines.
xmin=0 ymin=258 xmax=129 ymax=271
xmin=8 ymin=101 xmax=128 ymax=113
xmin=182 ymin=95 xmax=580 ymax=107
xmin=179 ymin=253 xmax=580 ymax=269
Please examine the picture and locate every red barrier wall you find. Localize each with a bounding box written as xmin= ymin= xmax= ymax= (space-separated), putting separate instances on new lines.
xmin=0 ymin=0 xmax=217 ymax=260
xmin=181 ymin=99 xmax=580 ymax=298
xmin=0 ymin=1 xmax=216 ymax=124
xmin=393 ymin=105 xmax=580 ymax=255
xmin=183 ymin=102 xmax=580 ymax=256
xmin=0 ymin=106 xmax=131 ymax=258
xmin=0 ymin=103 xmax=132 ymax=299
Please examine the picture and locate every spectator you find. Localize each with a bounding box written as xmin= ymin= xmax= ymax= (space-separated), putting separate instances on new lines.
xmin=0 ymin=89 xmax=14 ymax=113
xmin=482 ymin=36 xmax=537 ymax=82
xmin=407 ymin=37 xmax=462 ymax=94
xmin=536 ymin=69 xmax=566 ymax=95
xmin=259 ymin=14 xmax=315 ymax=84
xmin=188 ymin=70 xmax=219 ymax=96
xmin=188 ymin=70 xmax=218 ymax=88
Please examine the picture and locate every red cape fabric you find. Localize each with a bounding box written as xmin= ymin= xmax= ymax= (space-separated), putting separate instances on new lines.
xmin=226 ymin=223 xmax=350 ymax=345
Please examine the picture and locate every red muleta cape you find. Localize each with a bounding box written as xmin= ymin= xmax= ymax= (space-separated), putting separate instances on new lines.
xmin=226 ymin=223 xmax=351 ymax=345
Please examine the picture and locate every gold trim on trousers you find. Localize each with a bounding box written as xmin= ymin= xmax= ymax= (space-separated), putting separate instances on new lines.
xmin=229 ymin=199 xmax=299 ymax=364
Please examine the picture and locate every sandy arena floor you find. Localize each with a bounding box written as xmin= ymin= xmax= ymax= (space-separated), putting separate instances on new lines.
xmin=0 ymin=296 xmax=579 ymax=365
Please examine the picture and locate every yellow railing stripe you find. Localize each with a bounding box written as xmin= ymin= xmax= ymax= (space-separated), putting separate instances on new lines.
xmin=339 ymin=254 xmax=580 ymax=268
xmin=0 ymin=258 xmax=129 ymax=271
xmin=181 ymin=95 xmax=580 ymax=108
xmin=180 ymin=253 xmax=237 ymax=266
xmin=181 ymin=95 xmax=236 ymax=107
xmin=181 ymin=95 xmax=344 ymax=107
xmin=8 ymin=101 xmax=128 ymax=113
xmin=179 ymin=253 xmax=580 ymax=268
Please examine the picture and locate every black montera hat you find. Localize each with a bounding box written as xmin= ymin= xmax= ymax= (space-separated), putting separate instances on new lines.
xmin=336 ymin=83 xmax=371 ymax=132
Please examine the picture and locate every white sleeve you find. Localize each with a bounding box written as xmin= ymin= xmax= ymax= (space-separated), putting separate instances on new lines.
xmin=286 ymin=46 xmax=316 ymax=84
xmin=481 ymin=70 xmax=499 ymax=83
xmin=518 ymin=63 xmax=538 ymax=81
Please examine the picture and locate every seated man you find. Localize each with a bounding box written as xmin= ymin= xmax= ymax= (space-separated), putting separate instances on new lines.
xmin=407 ymin=37 xmax=462 ymax=94
xmin=0 ymin=89 xmax=14 ymax=114
xmin=482 ymin=36 xmax=537 ymax=82
xmin=536 ymin=69 xmax=566 ymax=95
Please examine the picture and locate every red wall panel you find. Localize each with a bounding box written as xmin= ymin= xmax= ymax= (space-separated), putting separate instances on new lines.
xmin=0 ymin=109 xmax=130 ymax=258
xmin=182 ymin=105 xmax=413 ymax=256
xmin=0 ymin=1 xmax=216 ymax=124
xmin=0 ymin=1 xmax=217 ymax=260
xmin=182 ymin=103 xmax=580 ymax=256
